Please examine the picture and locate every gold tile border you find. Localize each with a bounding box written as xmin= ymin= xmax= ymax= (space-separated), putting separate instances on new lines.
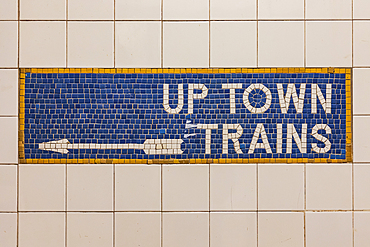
xmin=19 ymin=68 xmax=352 ymax=164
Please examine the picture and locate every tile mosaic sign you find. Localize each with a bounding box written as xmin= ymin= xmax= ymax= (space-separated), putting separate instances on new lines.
xmin=19 ymin=68 xmax=352 ymax=164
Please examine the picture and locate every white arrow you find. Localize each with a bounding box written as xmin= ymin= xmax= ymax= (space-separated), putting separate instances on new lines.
xmin=39 ymin=139 xmax=184 ymax=155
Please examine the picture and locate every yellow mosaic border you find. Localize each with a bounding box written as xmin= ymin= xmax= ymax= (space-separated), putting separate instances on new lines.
xmin=19 ymin=68 xmax=352 ymax=164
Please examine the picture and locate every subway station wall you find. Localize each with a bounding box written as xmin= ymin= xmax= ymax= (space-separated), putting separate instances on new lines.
xmin=1 ymin=0 xmax=370 ymax=247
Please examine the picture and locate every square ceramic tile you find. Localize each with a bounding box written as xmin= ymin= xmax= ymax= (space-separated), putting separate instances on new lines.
xmin=210 ymin=21 xmax=257 ymax=67
xmin=115 ymin=21 xmax=161 ymax=68
xmin=306 ymin=21 xmax=352 ymax=67
xmin=163 ymin=22 xmax=209 ymax=67
xmin=163 ymin=213 xmax=209 ymax=247
xmin=0 ymin=70 xmax=18 ymax=116
xmin=306 ymin=0 xmax=352 ymax=19
xmin=67 ymin=213 xmax=113 ymax=247
xmin=163 ymin=165 xmax=208 ymax=211
xmin=354 ymin=21 xmax=370 ymax=66
xmin=353 ymin=69 xmax=370 ymax=115
xmin=0 ymin=0 xmax=17 ymax=20
xmin=19 ymin=164 xmax=65 ymax=211
xmin=0 ymin=213 xmax=17 ymax=247
xmin=20 ymin=0 xmax=66 ymax=20
xmin=0 ymin=166 xmax=16 ymax=211
xmin=115 ymin=165 xmax=161 ymax=211
xmin=354 ymin=212 xmax=370 ymax=247
xmin=68 ymin=22 xmax=114 ymax=68
xmin=258 ymin=212 xmax=304 ymax=247
xmin=258 ymin=0 xmax=304 ymax=19
xmin=20 ymin=21 xmax=66 ymax=67
xmin=19 ymin=213 xmax=65 ymax=247
xmin=258 ymin=21 xmax=304 ymax=67
xmin=0 ymin=22 xmax=17 ymax=67
xmin=68 ymin=0 xmax=113 ymax=20
xmin=354 ymin=164 xmax=370 ymax=209
xmin=67 ymin=164 xmax=113 ymax=211
xmin=0 ymin=117 xmax=17 ymax=163
xmin=210 ymin=164 xmax=256 ymax=211
xmin=259 ymin=164 xmax=304 ymax=210
xmin=354 ymin=0 xmax=370 ymax=19
xmin=210 ymin=0 xmax=256 ymax=20
xmin=306 ymin=212 xmax=352 ymax=247
xmin=354 ymin=116 xmax=370 ymax=162
xmin=115 ymin=0 xmax=161 ymax=20
xmin=210 ymin=213 xmax=257 ymax=247
xmin=306 ymin=164 xmax=352 ymax=210
xmin=115 ymin=213 xmax=160 ymax=247
xmin=163 ymin=0 xmax=208 ymax=20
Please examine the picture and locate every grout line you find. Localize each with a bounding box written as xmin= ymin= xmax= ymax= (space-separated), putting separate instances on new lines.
xmin=113 ymin=0 xmax=116 ymax=69
xmin=113 ymin=163 xmax=115 ymax=247
xmin=8 ymin=19 xmax=363 ymax=22
xmin=256 ymin=0 xmax=259 ymax=68
xmin=17 ymin=0 xmax=20 ymax=246
xmin=304 ymin=163 xmax=307 ymax=247
xmin=66 ymin=0 xmax=68 ymax=68
xmin=208 ymin=0 xmax=211 ymax=69
xmin=256 ymin=163 xmax=259 ymax=246
xmin=161 ymin=0 xmax=164 ymax=68
xmin=65 ymin=164 xmax=67 ymax=247
xmin=208 ymin=163 xmax=211 ymax=247
xmin=304 ymin=0 xmax=306 ymax=68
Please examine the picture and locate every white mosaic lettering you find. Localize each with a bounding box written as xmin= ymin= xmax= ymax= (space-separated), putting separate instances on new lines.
xmin=287 ymin=124 xmax=307 ymax=153
xmin=197 ymin=124 xmax=218 ymax=154
xmin=277 ymin=124 xmax=283 ymax=153
xmin=311 ymin=124 xmax=332 ymax=153
xmin=162 ymin=84 xmax=184 ymax=114
xmin=188 ymin=84 xmax=208 ymax=114
xmin=277 ymin=84 xmax=306 ymax=114
xmin=311 ymin=84 xmax=332 ymax=114
xmin=248 ymin=123 xmax=272 ymax=154
xmin=222 ymin=124 xmax=243 ymax=154
xmin=243 ymin=84 xmax=272 ymax=113
xmin=222 ymin=83 xmax=243 ymax=114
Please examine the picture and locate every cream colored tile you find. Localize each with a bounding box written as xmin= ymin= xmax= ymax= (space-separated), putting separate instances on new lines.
xmin=19 ymin=164 xmax=65 ymax=211
xmin=306 ymin=0 xmax=352 ymax=19
xmin=0 ymin=0 xmax=17 ymax=20
xmin=67 ymin=164 xmax=113 ymax=211
xmin=0 ymin=22 xmax=17 ymax=67
xmin=210 ymin=21 xmax=257 ymax=68
xmin=163 ymin=165 xmax=208 ymax=211
xmin=0 ymin=213 xmax=17 ymax=247
xmin=306 ymin=21 xmax=352 ymax=67
xmin=259 ymin=164 xmax=304 ymax=210
xmin=258 ymin=21 xmax=304 ymax=67
xmin=163 ymin=22 xmax=209 ymax=67
xmin=163 ymin=0 xmax=208 ymax=20
xmin=354 ymin=0 xmax=370 ymax=19
xmin=67 ymin=213 xmax=113 ymax=247
xmin=115 ymin=21 xmax=161 ymax=68
xmin=354 ymin=21 xmax=370 ymax=66
xmin=306 ymin=212 xmax=352 ymax=247
xmin=0 ymin=117 xmax=17 ymax=164
xmin=353 ymin=69 xmax=370 ymax=115
xmin=20 ymin=21 xmax=66 ymax=67
xmin=115 ymin=213 xmax=160 ymax=247
xmin=19 ymin=213 xmax=65 ymax=247
xmin=68 ymin=0 xmax=113 ymax=20
xmin=163 ymin=213 xmax=208 ymax=247
xmin=258 ymin=212 xmax=304 ymax=247
xmin=20 ymin=0 xmax=66 ymax=20
xmin=354 ymin=116 xmax=370 ymax=162
xmin=0 ymin=70 xmax=18 ymax=116
xmin=210 ymin=164 xmax=256 ymax=211
xmin=259 ymin=0 xmax=304 ymax=19
xmin=210 ymin=0 xmax=255 ymax=20
xmin=306 ymin=164 xmax=351 ymax=210
xmin=0 ymin=166 xmax=16 ymax=212
xmin=115 ymin=165 xmax=160 ymax=211
xmin=354 ymin=164 xmax=370 ymax=209
xmin=355 ymin=212 xmax=370 ymax=247
xmin=210 ymin=213 xmax=257 ymax=247
xmin=116 ymin=0 xmax=161 ymax=20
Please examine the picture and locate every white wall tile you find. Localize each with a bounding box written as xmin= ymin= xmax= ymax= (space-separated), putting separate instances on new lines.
xmin=115 ymin=21 xmax=161 ymax=68
xmin=354 ymin=0 xmax=370 ymax=19
xmin=210 ymin=21 xmax=257 ymax=68
xmin=0 ymin=213 xmax=16 ymax=247
xmin=210 ymin=213 xmax=257 ymax=247
xmin=67 ymin=164 xmax=113 ymax=211
xmin=306 ymin=0 xmax=352 ymax=19
xmin=354 ymin=164 xmax=370 ymax=209
xmin=258 ymin=164 xmax=304 ymax=210
xmin=20 ymin=0 xmax=66 ymax=20
xmin=0 ymin=70 xmax=18 ymax=116
xmin=163 ymin=213 xmax=209 ymax=247
xmin=115 ymin=165 xmax=161 ymax=211
xmin=353 ymin=69 xmax=370 ymax=115
xmin=163 ymin=165 xmax=208 ymax=211
xmin=68 ymin=0 xmax=113 ymax=20
xmin=210 ymin=164 xmax=256 ymax=211
xmin=116 ymin=0 xmax=161 ymax=20
xmin=0 ymin=0 xmax=17 ymax=20
xmin=163 ymin=0 xmax=208 ymax=20
xmin=115 ymin=213 xmax=160 ymax=247
xmin=19 ymin=213 xmax=65 ymax=247
xmin=306 ymin=164 xmax=352 ymax=210
xmin=258 ymin=212 xmax=304 ymax=247
xmin=258 ymin=21 xmax=304 ymax=67
xmin=306 ymin=212 xmax=352 ymax=247
xmin=210 ymin=0 xmax=256 ymax=20
xmin=354 ymin=21 xmax=370 ymax=66
xmin=67 ymin=213 xmax=113 ymax=247
xmin=0 ymin=22 xmax=17 ymax=67
xmin=0 ymin=117 xmax=17 ymax=164
xmin=19 ymin=164 xmax=65 ymax=211
xmin=20 ymin=21 xmax=66 ymax=67
xmin=306 ymin=21 xmax=352 ymax=67
xmin=258 ymin=0 xmax=304 ymax=19
xmin=68 ymin=22 xmax=114 ymax=68
xmin=163 ymin=22 xmax=209 ymax=68
xmin=0 ymin=166 xmax=16 ymax=212
xmin=354 ymin=116 xmax=370 ymax=162
xmin=354 ymin=212 xmax=370 ymax=247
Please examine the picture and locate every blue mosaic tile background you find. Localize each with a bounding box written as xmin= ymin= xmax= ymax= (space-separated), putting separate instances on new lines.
xmin=24 ymin=72 xmax=347 ymax=160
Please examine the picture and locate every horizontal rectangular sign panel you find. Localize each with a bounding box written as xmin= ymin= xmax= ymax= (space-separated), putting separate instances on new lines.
xmin=19 ymin=68 xmax=352 ymax=164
